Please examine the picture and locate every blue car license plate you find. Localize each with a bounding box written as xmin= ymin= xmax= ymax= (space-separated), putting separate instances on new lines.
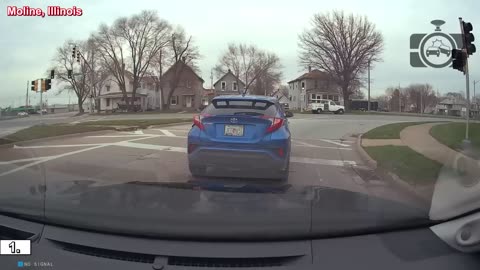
xmin=224 ymin=125 xmax=244 ymax=136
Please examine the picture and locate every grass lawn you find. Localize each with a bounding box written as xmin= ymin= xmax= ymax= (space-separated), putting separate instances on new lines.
xmin=0 ymin=125 xmax=114 ymax=145
xmin=77 ymin=118 xmax=192 ymax=129
xmin=430 ymin=122 xmax=480 ymax=153
xmin=364 ymin=145 xmax=442 ymax=185
xmin=362 ymin=122 xmax=435 ymax=139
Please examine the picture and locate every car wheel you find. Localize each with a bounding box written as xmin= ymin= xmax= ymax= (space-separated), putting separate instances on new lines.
xmin=189 ymin=165 xmax=206 ymax=177
xmin=316 ymin=108 xmax=323 ymax=114
xmin=338 ymin=109 xmax=344 ymax=114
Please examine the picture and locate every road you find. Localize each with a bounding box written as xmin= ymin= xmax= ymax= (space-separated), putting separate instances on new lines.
xmin=0 ymin=113 xmax=451 ymax=209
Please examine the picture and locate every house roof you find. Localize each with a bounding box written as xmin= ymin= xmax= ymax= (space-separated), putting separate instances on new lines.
xmin=163 ymin=60 xmax=204 ymax=83
xmin=288 ymin=69 xmax=330 ymax=84
xmin=439 ymin=98 xmax=466 ymax=105
xmin=213 ymin=69 xmax=246 ymax=87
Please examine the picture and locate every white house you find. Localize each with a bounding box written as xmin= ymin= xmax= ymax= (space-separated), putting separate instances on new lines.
xmin=97 ymin=71 xmax=159 ymax=112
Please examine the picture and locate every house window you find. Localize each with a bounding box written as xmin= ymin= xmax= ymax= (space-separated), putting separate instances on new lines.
xmin=106 ymin=85 xmax=110 ymax=92
xmin=289 ymin=96 xmax=292 ymax=101
xmin=322 ymin=94 xmax=328 ymax=99
xmin=328 ymin=95 xmax=334 ymax=100
xmin=221 ymin=81 xmax=226 ymax=91
xmin=311 ymin=93 xmax=316 ymax=100
xmin=186 ymin=80 xmax=191 ymax=88
xmin=301 ymin=82 xmax=305 ymax=89
xmin=170 ymin=96 xmax=178 ymax=105
xmin=333 ymin=96 xmax=339 ymax=102
xmin=232 ymin=82 xmax=238 ymax=91
xmin=201 ymin=98 xmax=208 ymax=106
xmin=106 ymin=98 xmax=110 ymax=107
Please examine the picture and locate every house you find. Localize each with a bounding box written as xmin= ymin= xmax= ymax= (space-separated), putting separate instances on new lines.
xmin=213 ymin=69 xmax=246 ymax=96
xmin=435 ymin=98 xmax=479 ymax=117
xmin=271 ymin=89 xmax=290 ymax=104
xmin=201 ymin=88 xmax=215 ymax=108
xmin=161 ymin=60 xmax=205 ymax=110
xmin=97 ymin=71 xmax=158 ymax=112
xmin=288 ymin=67 xmax=343 ymax=110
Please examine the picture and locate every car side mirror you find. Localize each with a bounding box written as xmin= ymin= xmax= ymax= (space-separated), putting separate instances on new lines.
xmin=285 ymin=111 xmax=294 ymax=118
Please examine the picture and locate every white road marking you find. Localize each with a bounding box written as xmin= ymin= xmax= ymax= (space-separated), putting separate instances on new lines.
xmin=290 ymin=157 xmax=356 ymax=167
xmin=293 ymin=140 xmax=351 ymax=150
xmin=14 ymin=143 xmax=110 ymax=149
xmin=133 ymin=130 xmax=144 ymax=135
xmin=0 ymin=145 xmax=107 ymax=177
xmin=0 ymin=157 xmax=47 ymax=165
xmin=319 ymin=139 xmax=350 ymax=147
xmin=1 ymin=136 xmax=162 ymax=177
xmin=152 ymin=129 xmax=177 ymax=137
xmin=86 ymin=135 xmax=148 ymax=138
xmin=115 ymin=141 xmax=186 ymax=153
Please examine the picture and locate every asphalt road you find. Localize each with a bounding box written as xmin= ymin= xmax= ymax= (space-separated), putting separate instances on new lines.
xmin=0 ymin=112 xmax=84 ymax=137
xmin=0 ymin=113 xmax=452 ymax=209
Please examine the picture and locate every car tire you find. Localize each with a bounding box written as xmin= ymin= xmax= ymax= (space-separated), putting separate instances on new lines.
xmin=316 ymin=108 xmax=323 ymax=114
xmin=337 ymin=109 xmax=344 ymax=114
xmin=278 ymin=162 xmax=289 ymax=182
xmin=189 ymin=165 xmax=206 ymax=177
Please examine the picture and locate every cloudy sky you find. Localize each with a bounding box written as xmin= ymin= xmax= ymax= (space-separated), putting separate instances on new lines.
xmin=1 ymin=0 xmax=479 ymax=107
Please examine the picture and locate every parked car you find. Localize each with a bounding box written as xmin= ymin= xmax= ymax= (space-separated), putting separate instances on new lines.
xmin=307 ymin=99 xmax=345 ymax=114
xmin=17 ymin=111 xmax=29 ymax=117
xmin=187 ymin=95 xmax=292 ymax=181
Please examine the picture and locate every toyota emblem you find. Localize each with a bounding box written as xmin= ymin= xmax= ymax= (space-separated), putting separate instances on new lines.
xmin=230 ymin=118 xmax=238 ymax=123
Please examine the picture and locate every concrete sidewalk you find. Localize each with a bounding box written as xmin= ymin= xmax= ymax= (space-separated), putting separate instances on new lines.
xmin=400 ymin=123 xmax=479 ymax=175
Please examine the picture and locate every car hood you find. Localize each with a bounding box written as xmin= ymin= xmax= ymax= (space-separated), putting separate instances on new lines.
xmin=0 ymin=176 xmax=430 ymax=240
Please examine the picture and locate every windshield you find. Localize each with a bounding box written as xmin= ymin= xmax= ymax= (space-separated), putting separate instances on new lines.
xmin=1 ymin=0 xmax=480 ymax=243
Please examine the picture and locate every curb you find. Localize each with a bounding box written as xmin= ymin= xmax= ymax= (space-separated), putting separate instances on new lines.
xmin=355 ymin=134 xmax=377 ymax=169
xmin=0 ymin=129 xmax=116 ymax=149
xmin=356 ymin=133 xmax=430 ymax=207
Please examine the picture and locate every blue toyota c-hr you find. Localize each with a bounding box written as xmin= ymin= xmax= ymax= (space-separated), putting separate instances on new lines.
xmin=187 ymin=95 xmax=292 ymax=181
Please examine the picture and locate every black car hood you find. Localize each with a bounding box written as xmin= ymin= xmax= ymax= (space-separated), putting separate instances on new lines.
xmin=0 ymin=176 xmax=431 ymax=240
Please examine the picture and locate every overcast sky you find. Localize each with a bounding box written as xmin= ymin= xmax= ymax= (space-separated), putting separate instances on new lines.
xmin=1 ymin=0 xmax=479 ymax=107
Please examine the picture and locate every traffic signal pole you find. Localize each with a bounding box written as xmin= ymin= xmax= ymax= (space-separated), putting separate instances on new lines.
xmin=459 ymin=17 xmax=471 ymax=142
xmin=25 ymin=80 xmax=29 ymax=112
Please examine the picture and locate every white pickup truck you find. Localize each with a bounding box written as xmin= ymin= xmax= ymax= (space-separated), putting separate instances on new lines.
xmin=307 ymin=99 xmax=345 ymax=114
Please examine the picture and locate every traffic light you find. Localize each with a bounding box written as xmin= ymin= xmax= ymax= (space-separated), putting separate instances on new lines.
xmin=462 ymin=21 xmax=476 ymax=55
xmin=452 ymin=49 xmax=466 ymax=73
xmin=30 ymin=80 xmax=37 ymax=91
xmin=50 ymin=70 xmax=54 ymax=79
xmin=72 ymin=46 xmax=76 ymax=58
xmin=41 ymin=79 xmax=46 ymax=92
xmin=45 ymin=79 xmax=52 ymax=91
xmin=67 ymin=69 xmax=73 ymax=79
xmin=76 ymin=51 xmax=80 ymax=62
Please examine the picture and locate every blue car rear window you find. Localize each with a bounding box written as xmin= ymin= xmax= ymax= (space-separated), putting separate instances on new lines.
xmin=204 ymin=100 xmax=278 ymax=117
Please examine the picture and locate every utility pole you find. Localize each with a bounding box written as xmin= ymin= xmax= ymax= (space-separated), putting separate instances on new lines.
xmin=367 ymin=60 xmax=371 ymax=111
xmin=25 ymin=80 xmax=29 ymax=112
xmin=474 ymin=80 xmax=479 ymax=111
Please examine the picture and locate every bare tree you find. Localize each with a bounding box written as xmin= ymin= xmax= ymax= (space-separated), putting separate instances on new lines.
xmin=158 ymin=26 xmax=201 ymax=110
xmin=50 ymin=40 xmax=91 ymax=113
xmin=406 ymin=84 xmax=437 ymax=113
xmin=214 ymin=43 xmax=283 ymax=95
xmin=299 ymin=10 xmax=384 ymax=110
xmin=93 ymin=10 xmax=170 ymax=111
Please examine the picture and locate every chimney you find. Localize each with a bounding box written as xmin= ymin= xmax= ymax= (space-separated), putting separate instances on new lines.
xmin=308 ymin=66 xmax=312 ymax=72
